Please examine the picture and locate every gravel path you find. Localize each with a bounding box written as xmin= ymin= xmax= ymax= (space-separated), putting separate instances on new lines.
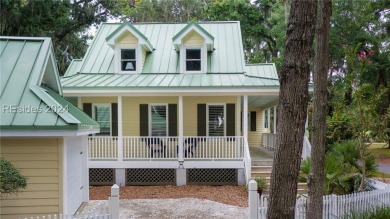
xmin=80 ymin=198 xmax=248 ymax=218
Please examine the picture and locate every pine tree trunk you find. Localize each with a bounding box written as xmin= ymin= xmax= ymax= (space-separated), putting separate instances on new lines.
xmin=266 ymin=0 xmax=317 ymax=218
xmin=307 ymin=0 xmax=332 ymax=218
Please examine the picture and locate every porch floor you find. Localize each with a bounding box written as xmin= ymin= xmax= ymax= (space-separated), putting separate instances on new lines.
xmin=249 ymin=146 xmax=274 ymax=166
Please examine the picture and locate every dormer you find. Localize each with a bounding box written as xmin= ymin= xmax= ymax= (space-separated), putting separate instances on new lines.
xmin=106 ymin=21 xmax=153 ymax=74
xmin=173 ymin=23 xmax=214 ymax=74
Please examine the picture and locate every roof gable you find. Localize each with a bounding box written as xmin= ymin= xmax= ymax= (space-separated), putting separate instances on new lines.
xmin=0 ymin=37 xmax=99 ymax=132
xmin=106 ymin=21 xmax=153 ymax=51
xmin=172 ymin=22 xmax=214 ymax=51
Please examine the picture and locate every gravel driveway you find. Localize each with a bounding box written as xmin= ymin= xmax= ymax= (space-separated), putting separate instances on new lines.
xmin=80 ymin=198 xmax=248 ymax=218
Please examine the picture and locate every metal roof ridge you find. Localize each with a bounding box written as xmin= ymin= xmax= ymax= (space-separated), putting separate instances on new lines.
xmin=101 ymin=21 xmax=240 ymax=25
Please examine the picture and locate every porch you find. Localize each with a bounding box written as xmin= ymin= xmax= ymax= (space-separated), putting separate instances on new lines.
xmin=88 ymin=136 xmax=246 ymax=169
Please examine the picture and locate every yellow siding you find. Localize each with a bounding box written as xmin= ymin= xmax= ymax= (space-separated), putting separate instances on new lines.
xmin=81 ymin=97 xmax=117 ymax=104
xmin=117 ymin=31 xmax=138 ymax=45
xmin=183 ymin=96 xmax=237 ymax=136
xmin=122 ymin=97 xmax=178 ymax=136
xmin=248 ymin=107 xmax=263 ymax=148
xmin=0 ymin=138 xmax=61 ymax=218
xmin=183 ymin=30 xmax=205 ymax=46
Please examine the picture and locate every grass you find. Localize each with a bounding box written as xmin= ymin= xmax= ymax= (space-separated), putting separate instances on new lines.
xmin=367 ymin=143 xmax=390 ymax=159
xmin=372 ymin=171 xmax=390 ymax=178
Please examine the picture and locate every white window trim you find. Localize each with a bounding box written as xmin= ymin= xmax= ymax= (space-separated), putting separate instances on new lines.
xmin=148 ymin=103 xmax=169 ymax=137
xmin=180 ymin=45 xmax=207 ymax=74
xmin=206 ymin=103 xmax=226 ymax=136
xmin=92 ymin=103 xmax=112 ymax=136
xmin=115 ymin=45 xmax=141 ymax=74
xmin=262 ymin=106 xmax=277 ymax=134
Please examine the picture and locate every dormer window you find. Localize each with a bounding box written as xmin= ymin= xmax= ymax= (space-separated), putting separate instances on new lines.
xmin=121 ymin=49 xmax=136 ymax=71
xmin=172 ymin=22 xmax=214 ymax=74
xmin=186 ymin=48 xmax=202 ymax=72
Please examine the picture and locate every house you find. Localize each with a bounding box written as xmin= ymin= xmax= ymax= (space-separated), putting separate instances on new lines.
xmin=0 ymin=37 xmax=99 ymax=218
xmin=60 ymin=21 xmax=287 ymax=187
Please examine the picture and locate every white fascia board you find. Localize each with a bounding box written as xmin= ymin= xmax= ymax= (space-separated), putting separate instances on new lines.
xmin=62 ymin=88 xmax=280 ymax=96
xmin=107 ymin=26 xmax=153 ymax=51
xmin=0 ymin=129 xmax=100 ymax=137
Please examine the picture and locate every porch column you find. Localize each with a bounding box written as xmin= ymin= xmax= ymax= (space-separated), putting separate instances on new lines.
xmin=178 ymin=95 xmax=184 ymax=161
xmin=177 ymin=95 xmax=186 ymax=186
xmin=236 ymin=96 xmax=241 ymax=136
xmin=243 ymin=95 xmax=248 ymax=141
xmin=117 ymin=96 xmax=123 ymax=162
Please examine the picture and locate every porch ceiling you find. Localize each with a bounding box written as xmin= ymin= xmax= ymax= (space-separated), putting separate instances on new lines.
xmin=248 ymin=96 xmax=278 ymax=107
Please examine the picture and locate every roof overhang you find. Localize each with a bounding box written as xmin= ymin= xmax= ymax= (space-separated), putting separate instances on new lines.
xmin=172 ymin=22 xmax=214 ymax=51
xmin=62 ymin=87 xmax=280 ymax=97
xmin=106 ymin=21 xmax=153 ymax=51
xmin=0 ymin=129 xmax=100 ymax=137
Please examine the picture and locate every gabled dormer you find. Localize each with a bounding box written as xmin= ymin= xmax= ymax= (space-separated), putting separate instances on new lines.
xmin=173 ymin=22 xmax=214 ymax=74
xmin=106 ymin=21 xmax=153 ymax=74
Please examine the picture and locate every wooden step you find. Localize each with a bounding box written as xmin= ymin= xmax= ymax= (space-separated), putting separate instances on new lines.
xmin=251 ymin=165 xmax=273 ymax=172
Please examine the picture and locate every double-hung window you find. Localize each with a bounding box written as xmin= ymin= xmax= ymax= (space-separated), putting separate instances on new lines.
xmin=121 ymin=49 xmax=136 ymax=72
xmin=150 ymin=105 xmax=168 ymax=136
xmin=185 ymin=48 xmax=202 ymax=72
xmin=93 ymin=104 xmax=111 ymax=136
xmin=208 ymin=105 xmax=225 ymax=136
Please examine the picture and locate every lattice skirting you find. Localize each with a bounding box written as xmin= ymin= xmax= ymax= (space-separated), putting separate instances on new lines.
xmin=89 ymin=168 xmax=115 ymax=186
xmin=187 ymin=169 xmax=237 ymax=185
xmin=126 ymin=168 xmax=176 ymax=185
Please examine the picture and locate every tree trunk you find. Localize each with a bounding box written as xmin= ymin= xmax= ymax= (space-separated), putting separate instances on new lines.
xmin=307 ymin=0 xmax=332 ymax=218
xmin=267 ymin=0 xmax=317 ymax=218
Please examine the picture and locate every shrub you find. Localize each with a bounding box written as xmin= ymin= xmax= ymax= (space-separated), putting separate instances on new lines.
xmin=343 ymin=206 xmax=390 ymax=219
xmin=0 ymin=157 xmax=27 ymax=198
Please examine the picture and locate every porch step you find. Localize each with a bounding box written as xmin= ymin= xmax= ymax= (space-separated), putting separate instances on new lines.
xmin=251 ymin=159 xmax=273 ymax=166
xmin=250 ymin=165 xmax=308 ymax=194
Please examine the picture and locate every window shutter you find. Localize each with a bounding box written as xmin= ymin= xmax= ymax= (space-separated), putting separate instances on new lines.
xmin=111 ymin=103 xmax=118 ymax=136
xmin=83 ymin=103 xmax=92 ymax=117
xmin=226 ymin=104 xmax=235 ymax=136
xmin=168 ymin=104 xmax=177 ymax=136
xmin=250 ymin=111 xmax=257 ymax=131
xmin=140 ymin=104 xmax=149 ymax=136
xmin=197 ymin=104 xmax=206 ymax=136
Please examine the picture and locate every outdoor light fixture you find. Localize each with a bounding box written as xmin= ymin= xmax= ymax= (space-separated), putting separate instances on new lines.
xmin=178 ymin=160 xmax=184 ymax=169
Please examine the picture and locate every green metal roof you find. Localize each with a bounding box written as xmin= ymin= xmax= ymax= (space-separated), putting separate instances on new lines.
xmin=64 ymin=59 xmax=82 ymax=77
xmin=0 ymin=37 xmax=99 ymax=131
xmin=61 ymin=21 xmax=280 ymax=91
xmin=61 ymin=72 xmax=279 ymax=89
xmin=75 ymin=21 xmax=246 ymax=74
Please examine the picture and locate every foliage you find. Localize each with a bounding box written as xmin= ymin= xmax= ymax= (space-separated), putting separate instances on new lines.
xmin=300 ymin=140 xmax=377 ymax=195
xmin=0 ymin=157 xmax=27 ymax=198
xmin=0 ymin=0 xmax=120 ymax=74
xmin=342 ymin=206 xmax=390 ymax=219
xmin=326 ymin=0 xmax=390 ymax=145
xmin=252 ymin=176 xmax=268 ymax=191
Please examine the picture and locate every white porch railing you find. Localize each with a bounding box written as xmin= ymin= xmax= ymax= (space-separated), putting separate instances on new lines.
xmin=123 ymin=136 xmax=178 ymax=159
xmin=243 ymin=138 xmax=251 ymax=182
xmin=262 ymin=133 xmax=276 ymax=150
xmin=89 ymin=136 xmax=118 ymax=160
xmin=249 ymin=179 xmax=390 ymax=219
xmin=88 ymin=136 xmax=244 ymax=160
xmin=182 ymin=136 xmax=244 ymax=159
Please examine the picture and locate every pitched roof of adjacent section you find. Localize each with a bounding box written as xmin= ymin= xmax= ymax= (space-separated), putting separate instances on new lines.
xmin=0 ymin=37 xmax=99 ymax=131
